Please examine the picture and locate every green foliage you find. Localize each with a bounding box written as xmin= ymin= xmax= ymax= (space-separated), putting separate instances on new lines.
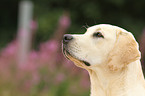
xmin=33 ymin=0 xmax=145 ymax=43
xmin=1 ymin=0 xmax=145 ymax=48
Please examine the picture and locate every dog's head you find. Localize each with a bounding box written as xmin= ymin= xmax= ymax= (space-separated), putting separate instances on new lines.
xmin=62 ymin=24 xmax=141 ymax=71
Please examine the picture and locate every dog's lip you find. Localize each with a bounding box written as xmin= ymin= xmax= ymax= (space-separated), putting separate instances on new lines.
xmin=63 ymin=48 xmax=90 ymax=66
xmin=63 ymin=49 xmax=71 ymax=60
xmin=82 ymin=60 xmax=90 ymax=66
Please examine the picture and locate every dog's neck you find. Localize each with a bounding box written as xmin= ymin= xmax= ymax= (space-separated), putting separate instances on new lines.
xmin=87 ymin=60 xmax=145 ymax=96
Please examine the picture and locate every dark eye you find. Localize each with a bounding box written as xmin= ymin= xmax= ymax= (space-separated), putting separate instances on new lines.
xmin=93 ymin=32 xmax=104 ymax=38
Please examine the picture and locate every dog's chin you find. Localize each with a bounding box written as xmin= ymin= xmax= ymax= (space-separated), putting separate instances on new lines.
xmin=63 ymin=49 xmax=90 ymax=67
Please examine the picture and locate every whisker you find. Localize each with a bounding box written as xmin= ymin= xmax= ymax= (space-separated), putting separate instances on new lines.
xmin=81 ymin=23 xmax=90 ymax=29
xmin=82 ymin=25 xmax=88 ymax=29
xmin=85 ymin=23 xmax=89 ymax=28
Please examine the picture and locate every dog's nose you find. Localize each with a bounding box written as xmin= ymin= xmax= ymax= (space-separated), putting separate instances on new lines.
xmin=63 ymin=34 xmax=73 ymax=44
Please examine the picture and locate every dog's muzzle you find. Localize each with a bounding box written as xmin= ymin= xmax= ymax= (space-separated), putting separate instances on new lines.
xmin=62 ymin=34 xmax=91 ymax=67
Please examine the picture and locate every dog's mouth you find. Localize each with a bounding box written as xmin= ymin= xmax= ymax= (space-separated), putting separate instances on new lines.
xmin=63 ymin=45 xmax=90 ymax=67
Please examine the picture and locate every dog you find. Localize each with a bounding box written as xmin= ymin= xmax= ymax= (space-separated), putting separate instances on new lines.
xmin=62 ymin=24 xmax=145 ymax=96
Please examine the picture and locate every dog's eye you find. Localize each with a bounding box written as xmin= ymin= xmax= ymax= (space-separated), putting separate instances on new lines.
xmin=93 ymin=32 xmax=104 ymax=38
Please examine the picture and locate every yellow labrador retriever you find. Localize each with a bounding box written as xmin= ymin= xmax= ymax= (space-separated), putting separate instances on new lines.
xmin=62 ymin=24 xmax=145 ymax=96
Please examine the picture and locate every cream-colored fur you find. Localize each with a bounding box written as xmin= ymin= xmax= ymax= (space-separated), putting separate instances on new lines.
xmin=62 ymin=24 xmax=145 ymax=96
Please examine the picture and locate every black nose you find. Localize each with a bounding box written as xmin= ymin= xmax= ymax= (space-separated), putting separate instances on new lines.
xmin=63 ymin=34 xmax=73 ymax=44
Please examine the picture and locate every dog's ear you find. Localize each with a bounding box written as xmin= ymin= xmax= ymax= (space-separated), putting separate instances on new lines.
xmin=107 ymin=31 xmax=141 ymax=71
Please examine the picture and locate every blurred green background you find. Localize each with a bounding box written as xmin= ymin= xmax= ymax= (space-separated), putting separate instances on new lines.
xmin=1 ymin=0 xmax=145 ymax=48
xmin=0 ymin=0 xmax=145 ymax=96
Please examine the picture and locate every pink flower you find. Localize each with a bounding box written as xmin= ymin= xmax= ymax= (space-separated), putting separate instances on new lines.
xmin=59 ymin=12 xmax=71 ymax=28
xmin=55 ymin=73 xmax=65 ymax=84
xmin=40 ymin=40 xmax=58 ymax=52
xmin=30 ymin=20 xmax=38 ymax=31
xmin=29 ymin=50 xmax=39 ymax=60
xmin=1 ymin=40 xmax=18 ymax=57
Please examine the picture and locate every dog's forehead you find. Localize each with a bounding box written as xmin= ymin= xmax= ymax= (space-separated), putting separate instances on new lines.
xmin=85 ymin=24 xmax=128 ymax=35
